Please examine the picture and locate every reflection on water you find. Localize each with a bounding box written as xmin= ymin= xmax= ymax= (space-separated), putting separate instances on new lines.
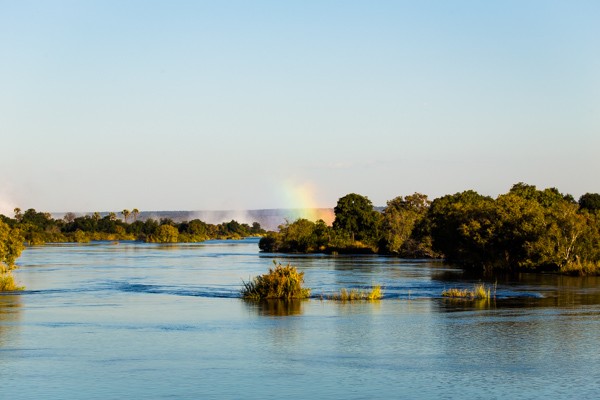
xmin=433 ymin=269 xmax=600 ymax=309
xmin=2 ymin=239 xmax=600 ymax=399
xmin=245 ymin=299 xmax=306 ymax=316
xmin=0 ymin=294 xmax=21 ymax=349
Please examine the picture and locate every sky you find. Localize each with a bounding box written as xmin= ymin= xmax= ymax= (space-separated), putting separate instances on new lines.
xmin=1 ymin=0 xmax=598 ymax=214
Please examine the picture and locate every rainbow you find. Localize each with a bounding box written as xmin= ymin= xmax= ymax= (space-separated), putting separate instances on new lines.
xmin=279 ymin=180 xmax=335 ymax=225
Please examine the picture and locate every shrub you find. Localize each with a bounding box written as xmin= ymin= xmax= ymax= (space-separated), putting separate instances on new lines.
xmin=560 ymin=259 xmax=600 ymax=276
xmin=0 ymin=272 xmax=24 ymax=291
xmin=242 ymin=262 xmax=311 ymax=300
xmin=147 ymin=225 xmax=180 ymax=243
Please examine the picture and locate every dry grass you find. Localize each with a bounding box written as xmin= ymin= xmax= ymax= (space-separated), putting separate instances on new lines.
xmin=442 ymin=283 xmax=490 ymax=300
xmin=329 ymin=285 xmax=383 ymax=301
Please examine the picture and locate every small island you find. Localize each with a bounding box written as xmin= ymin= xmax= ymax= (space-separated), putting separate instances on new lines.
xmin=259 ymin=183 xmax=600 ymax=276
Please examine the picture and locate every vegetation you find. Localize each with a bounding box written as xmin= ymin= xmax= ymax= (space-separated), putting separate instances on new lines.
xmin=328 ymin=285 xmax=383 ymax=301
xmin=0 ymin=273 xmax=23 ymax=291
xmin=428 ymin=184 xmax=600 ymax=274
xmin=442 ymin=284 xmax=491 ymax=300
xmin=260 ymin=183 xmax=600 ymax=276
xmin=241 ymin=262 xmax=311 ymax=300
xmin=0 ymin=208 xmax=266 ymax=245
xmin=3 ymin=182 xmax=599 ymax=278
xmin=0 ymin=219 xmax=25 ymax=291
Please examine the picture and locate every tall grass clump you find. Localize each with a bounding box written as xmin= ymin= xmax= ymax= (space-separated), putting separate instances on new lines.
xmin=329 ymin=285 xmax=383 ymax=301
xmin=442 ymin=283 xmax=490 ymax=300
xmin=242 ymin=261 xmax=311 ymax=300
xmin=0 ymin=273 xmax=24 ymax=292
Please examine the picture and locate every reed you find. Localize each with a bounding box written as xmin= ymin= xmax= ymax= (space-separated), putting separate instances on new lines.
xmin=442 ymin=283 xmax=490 ymax=300
xmin=329 ymin=285 xmax=383 ymax=301
xmin=242 ymin=262 xmax=310 ymax=300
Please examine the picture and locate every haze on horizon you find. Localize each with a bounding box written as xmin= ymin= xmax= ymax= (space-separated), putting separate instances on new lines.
xmin=1 ymin=1 xmax=598 ymax=216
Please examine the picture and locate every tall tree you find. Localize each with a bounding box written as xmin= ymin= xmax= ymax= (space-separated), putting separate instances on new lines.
xmin=380 ymin=193 xmax=430 ymax=255
xmin=333 ymin=193 xmax=379 ymax=243
xmin=121 ymin=209 xmax=131 ymax=223
xmin=13 ymin=208 xmax=22 ymax=222
xmin=63 ymin=212 xmax=76 ymax=224
xmin=579 ymin=193 xmax=600 ymax=212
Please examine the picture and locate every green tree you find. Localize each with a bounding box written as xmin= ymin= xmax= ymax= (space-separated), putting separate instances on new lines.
xmin=380 ymin=193 xmax=430 ymax=255
xmin=491 ymin=193 xmax=547 ymax=269
xmin=121 ymin=209 xmax=131 ymax=223
xmin=0 ymin=220 xmax=25 ymax=274
xmin=148 ymin=224 xmax=179 ymax=243
xmin=279 ymin=219 xmax=319 ymax=252
xmin=333 ymin=193 xmax=380 ymax=243
xmin=428 ymin=190 xmax=496 ymax=269
xmin=579 ymin=193 xmax=600 ymax=212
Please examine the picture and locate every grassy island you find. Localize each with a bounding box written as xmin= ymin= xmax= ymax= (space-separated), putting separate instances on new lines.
xmin=241 ymin=262 xmax=311 ymax=300
xmin=442 ymin=284 xmax=491 ymax=300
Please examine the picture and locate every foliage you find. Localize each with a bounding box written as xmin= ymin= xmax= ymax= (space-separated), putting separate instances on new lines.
xmin=0 ymin=207 xmax=265 ymax=245
xmin=0 ymin=272 xmax=24 ymax=291
xmin=260 ymin=184 xmax=599 ymax=276
xmin=2 ymin=183 xmax=598 ymax=277
xmin=0 ymin=220 xmax=25 ymax=292
xmin=333 ymin=193 xmax=381 ymax=244
xmin=379 ymin=193 xmax=434 ymax=256
xmin=259 ymin=219 xmax=331 ymax=253
xmin=0 ymin=220 xmax=25 ymax=273
xmin=147 ymin=224 xmax=180 ymax=243
xmin=579 ymin=193 xmax=600 ymax=212
xmin=428 ymin=183 xmax=600 ymax=273
xmin=428 ymin=190 xmax=496 ymax=269
xmin=241 ymin=262 xmax=311 ymax=300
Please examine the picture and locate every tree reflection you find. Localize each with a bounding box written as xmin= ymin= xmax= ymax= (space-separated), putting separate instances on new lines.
xmin=0 ymin=294 xmax=22 ymax=348
xmin=433 ymin=270 xmax=600 ymax=310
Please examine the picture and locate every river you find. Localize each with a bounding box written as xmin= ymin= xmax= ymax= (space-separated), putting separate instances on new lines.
xmin=1 ymin=238 xmax=599 ymax=399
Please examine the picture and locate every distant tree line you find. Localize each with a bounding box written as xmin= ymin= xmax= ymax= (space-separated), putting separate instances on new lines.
xmin=259 ymin=183 xmax=600 ymax=275
xmin=0 ymin=208 xmax=265 ymax=245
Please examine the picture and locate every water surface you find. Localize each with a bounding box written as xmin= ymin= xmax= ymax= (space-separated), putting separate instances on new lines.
xmin=1 ymin=239 xmax=599 ymax=399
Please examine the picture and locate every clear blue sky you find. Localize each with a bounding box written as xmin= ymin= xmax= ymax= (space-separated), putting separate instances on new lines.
xmin=1 ymin=0 xmax=598 ymax=214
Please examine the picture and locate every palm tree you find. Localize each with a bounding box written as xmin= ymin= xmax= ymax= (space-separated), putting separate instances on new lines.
xmin=121 ymin=209 xmax=131 ymax=223
xmin=132 ymin=208 xmax=140 ymax=222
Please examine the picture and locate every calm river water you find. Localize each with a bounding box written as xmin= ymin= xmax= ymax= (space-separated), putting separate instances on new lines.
xmin=2 ymin=238 xmax=600 ymax=399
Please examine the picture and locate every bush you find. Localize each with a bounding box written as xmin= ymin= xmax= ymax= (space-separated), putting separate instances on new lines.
xmin=0 ymin=272 xmax=23 ymax=291
xmin=242 ymin=262 xmax=311 ymax=300
xmin=147 ymin=225 xmax=180 ymax=243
